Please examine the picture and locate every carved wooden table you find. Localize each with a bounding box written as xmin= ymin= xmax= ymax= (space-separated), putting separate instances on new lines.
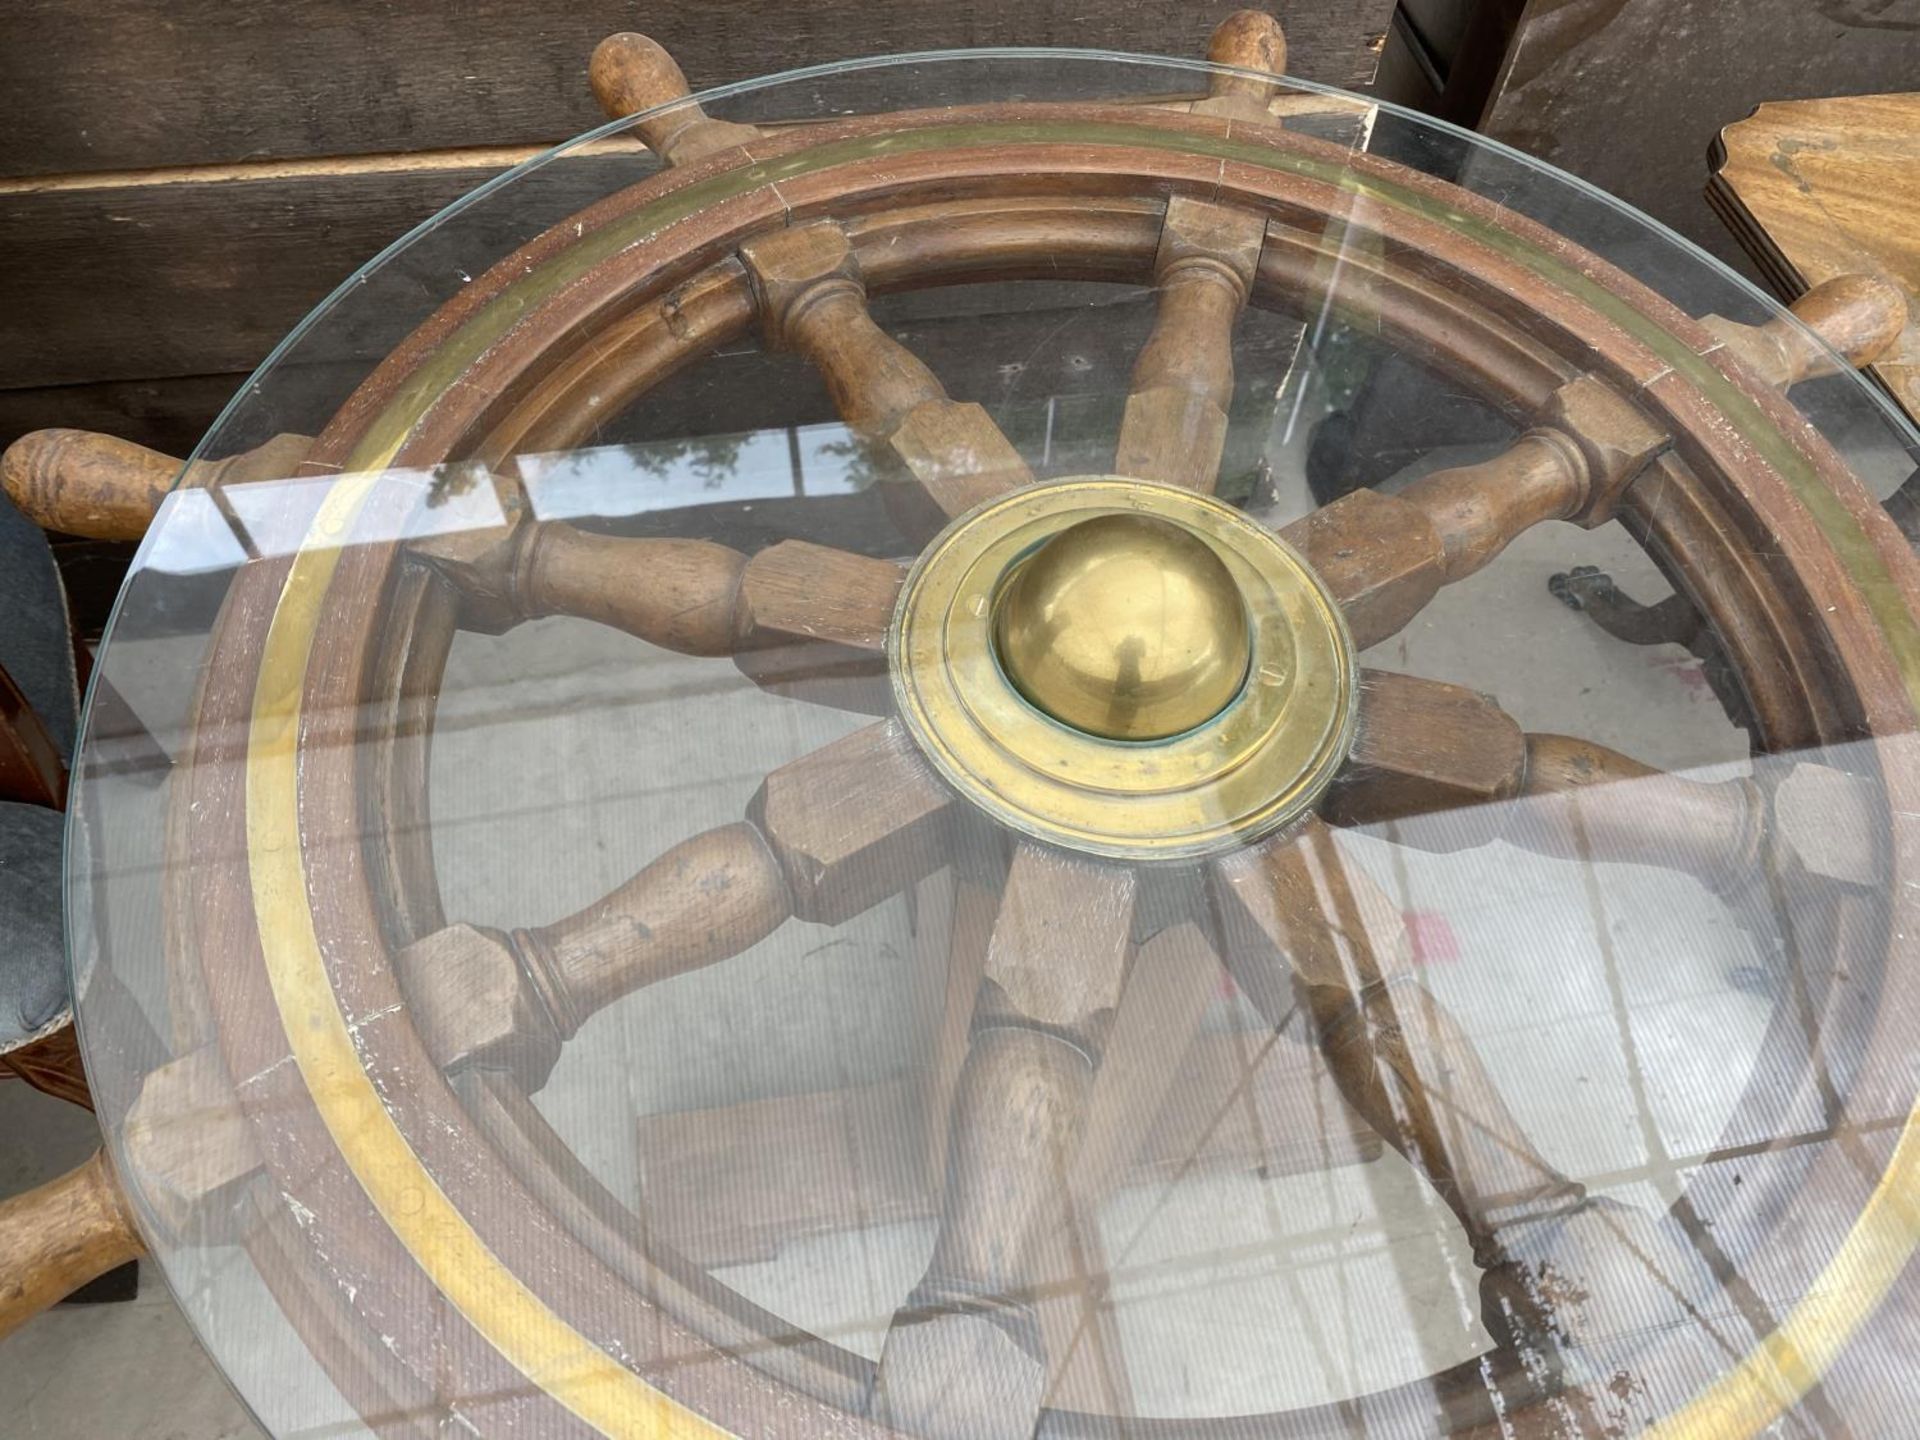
xmin=1708 ymin=92 xmax=1920 ymax=428
xmin=4 ymin=12 xmax=1920 ymax=1439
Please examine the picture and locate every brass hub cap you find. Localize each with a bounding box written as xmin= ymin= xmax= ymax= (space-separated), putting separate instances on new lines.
xmin=892 ymin=477 xmax=1358 ymax=860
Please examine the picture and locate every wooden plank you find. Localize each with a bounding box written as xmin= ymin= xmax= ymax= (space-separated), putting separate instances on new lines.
xmin=1707 ymin=93 xmax=1920 ymax=425
xmin=633 ymin=1026 xmax=1382 ymax=1269
xmin=0 ymin=1 xmax=1393 ymax=179
xmin=0 ymin=145 xmax=650 ymax=391
xmin=1475 ymin=0 xmax=1920 ymax=280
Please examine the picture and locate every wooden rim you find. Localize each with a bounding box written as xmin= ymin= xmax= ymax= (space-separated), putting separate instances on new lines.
xmin=162 ymin=98 xmax=1920 ymax=1438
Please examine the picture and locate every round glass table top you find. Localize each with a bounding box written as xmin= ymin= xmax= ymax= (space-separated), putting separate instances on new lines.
xmin=65 ymin=22 xmax=1920 ymax=1440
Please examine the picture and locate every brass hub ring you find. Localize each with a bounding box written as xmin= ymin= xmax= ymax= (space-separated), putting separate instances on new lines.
xmin=891 ymin=476 xmax=1358 ymax=859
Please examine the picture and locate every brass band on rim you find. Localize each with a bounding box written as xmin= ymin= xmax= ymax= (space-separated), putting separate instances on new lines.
xmin=891 ymin=477 xmax=1358 ymax=860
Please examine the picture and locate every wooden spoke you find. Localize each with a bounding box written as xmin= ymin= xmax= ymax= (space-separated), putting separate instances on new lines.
xmin=587 ymin=32 xmax=761 ymax=165
xmin=395 ymin=821 xmax=792 ymax=1085
xmin=1113 ymin=196 xmax=1267 ymax=492
xmin=1281 ymin=376 xmax=1668 ymax=648
xmin=740 ymin=222 xmax=1033 ymax=518
xmin=750 ymin=717 xmax=956 ymax=926
xmin=1324 ymin=668 xmax=1529 ymax=831
xmin=395 ymin=720 xmax=950 ymax=1086
xmin=1324 ymin=670 xmax=1779 ymax=893
xmin=874 ymin=843 xmax=1138 ymax=1440
xmin=1702 ymin=273 xmax=1908 ymax=389
xmin=414 ymin=512 xmax=904 ymax=708
xmin=1208 ymin=819 xmax=1584 ymax=1356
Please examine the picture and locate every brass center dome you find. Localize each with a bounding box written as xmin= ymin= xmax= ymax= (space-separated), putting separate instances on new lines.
xmin=991 ymin=513 xmax=1251 ymax=741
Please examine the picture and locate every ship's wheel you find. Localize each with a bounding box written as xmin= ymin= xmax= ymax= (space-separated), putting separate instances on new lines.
xmin=14 ymin=10 xmax=1920 ymax=1440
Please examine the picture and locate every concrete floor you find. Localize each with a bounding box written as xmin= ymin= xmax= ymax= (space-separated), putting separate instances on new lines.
xmin=0 ymin=331 xmax=1870 ymax=1435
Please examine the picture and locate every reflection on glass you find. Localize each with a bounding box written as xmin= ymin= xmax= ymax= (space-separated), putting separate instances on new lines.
xmin=50 ymin=34 xmax=1920 ymax=1440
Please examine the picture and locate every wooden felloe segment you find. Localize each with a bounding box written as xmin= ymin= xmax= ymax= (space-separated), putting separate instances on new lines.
xmin=740 ymin=222 xmax=1033 ymax=517
xmin=1114 ymin=196 xmax=1268 ymax=492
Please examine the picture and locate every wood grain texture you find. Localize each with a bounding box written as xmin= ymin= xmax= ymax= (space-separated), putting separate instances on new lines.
xmin=1282 ymin=380 xmax=1666 ymax=648
xmin=0 ymin=1150 xmax=145 ymax=1341
xmin=633 ymin=1027 xmax=1382 ymax=1269
xmin=0 ymin=428 xmax=177 ymax=539
xmin=876 ymin=846 xmax=1137 ymax=1438
xmin=1327 ymin=674 xmax=1770 ymax=892
xmin=1509 ymin=732 xmax=1766 ymax=894
xmin=1209 ymin=819 xmax=1580 ymax=1221
xmin=979 ymin=843 xmax=1139 ymax=1038
xmin=1708 ymin=93 xmax=1920 ymax=420
xmin=1325 ymin=668 xmax=1526 ymax=829
xmin=0 ymin=1 xmax=1391 ymax=178
xmin=587 ymin=32 xmax=761 ymax=163
xmin=873 ymin=1026 xmax=1090 ymax=1440
xmin=1114 ymin=196 xmax=1267 ymax=491
xmin=394 ymin=822 xmax=793 ymax=1083
xmin=741 ymin=222 xmax=1033 ymax=518
xmin=0 ymin=146 xmax=649 ymax=392
xmin=1477 ymin=0 xmax=1920 ymax=279
xmin=732 ymin=539 xmax=906 ymax=705
xmin=119 ymin=1046 xmax=259 ymax=1237
xmin=522 ymin=528 xmax=748 ymax=655
xmin=526 ymin=821 xmax=794 ymax=1026
xmin=1703 ymin=274 xmax=1911 ymax=394
xmin=750 ymin=718 xmax=955 ymax=925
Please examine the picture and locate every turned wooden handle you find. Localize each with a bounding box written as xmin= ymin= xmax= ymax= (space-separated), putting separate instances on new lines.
xmin=0 ymin=1151 xmax=144 ymax=1341
xmin=1784 ymin=274 xmax=1907 ymax=373
xmin=587 ymin=32 xmax=759 ymax=164
xmin=1708 ymin=274 xmax=1908 ymax=387
xmin=0 ymin=429 xmax=177 ymax=540
xmin=1206 ymin=10 xmax=1288 ymax=103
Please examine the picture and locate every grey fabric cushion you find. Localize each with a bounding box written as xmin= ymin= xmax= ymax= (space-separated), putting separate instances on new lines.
xmin=0 ymin=489 xmax=79 ymax=763
xmin=0 ymin=800 xmax=68 ymax=1048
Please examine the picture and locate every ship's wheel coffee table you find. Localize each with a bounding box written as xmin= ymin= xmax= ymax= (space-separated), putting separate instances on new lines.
xmin=5 ymin=12 xmax=1920 ymax=1439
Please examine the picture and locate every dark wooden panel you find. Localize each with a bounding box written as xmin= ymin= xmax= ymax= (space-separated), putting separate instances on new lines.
xmin=0 ymin=0 xmax=1392 ymax=179
xmin=0 ymin=146 xmax=653 ymax=392
xmin=1477 ymin=0 xmax=1920 ymax=277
